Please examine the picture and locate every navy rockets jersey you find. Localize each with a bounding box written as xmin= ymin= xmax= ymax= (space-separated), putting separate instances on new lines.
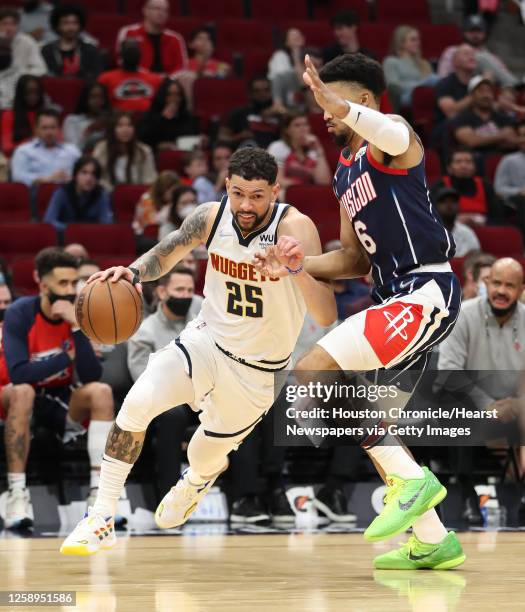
xmin=333 ymin=142 xmax=455 ymax=289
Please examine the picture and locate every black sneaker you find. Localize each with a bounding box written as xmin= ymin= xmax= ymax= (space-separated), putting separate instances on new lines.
xmin=517 ymin=497 xmax=525 ymax=527
xmin=312 ymin=486 xmax=356 ymax=523
xmin=269 ymin=488 xmax=295 ymax=524
xmin=461 ymin=495 xmax=484 ymax=527
xmin=230 ymin=495 xmax=270 ymax=524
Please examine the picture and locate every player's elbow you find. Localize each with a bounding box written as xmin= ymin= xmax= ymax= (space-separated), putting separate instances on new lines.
xmin=377 ymin=121 xmax=410 ymax=157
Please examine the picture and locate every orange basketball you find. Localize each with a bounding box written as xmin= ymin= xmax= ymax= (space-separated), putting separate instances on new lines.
xmin=75 ymin=278 xmax=142 ymax=344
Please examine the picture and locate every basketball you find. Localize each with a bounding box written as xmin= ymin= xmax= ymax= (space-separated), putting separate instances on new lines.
xmin=75 ymin=278 xmax=142 ymax=344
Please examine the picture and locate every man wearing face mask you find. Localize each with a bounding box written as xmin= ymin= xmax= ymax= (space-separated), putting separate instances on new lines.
xmin=437 ymin=257 xmax=525 ymax=526
xmin=127 ymin=265 xmax=202 ymax=497
xmin=0 ymin=248 xmax=115 ymax=530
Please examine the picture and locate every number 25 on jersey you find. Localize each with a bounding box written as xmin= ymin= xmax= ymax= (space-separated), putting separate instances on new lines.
xmin=226 ymin=282 xmax=263 ymax=318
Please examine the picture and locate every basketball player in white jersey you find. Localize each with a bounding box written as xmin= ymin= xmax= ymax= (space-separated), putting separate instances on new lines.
xmin=60 ymin=147 xmax=336 ymax=555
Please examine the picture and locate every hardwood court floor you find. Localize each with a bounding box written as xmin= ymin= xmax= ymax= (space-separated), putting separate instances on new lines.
xmin=1 ymin=531 xmax=524 ymax=611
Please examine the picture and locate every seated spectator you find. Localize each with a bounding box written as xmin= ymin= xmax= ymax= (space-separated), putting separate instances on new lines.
xmin=42 ymin=4 xmax=103 ymax=80
xmin=497 ymin=87 xmax=525 ymax=123
xmin=432 ymin=148 xmax=503 ymax=225
xmin=438 ymin=15 xmax=517 ymax=88
xmin=116 ymin=0 xmax=187 ymax=75
xmin=98 ymin=40 xmax=162 ymax=113
xmin=92 ymin=111 xmax=157 ymax=192
xmin=159 ymin=185 xmax=197 ymax=239
xmin=133 ymin=169 xmax=179 ymax=235
xmin=187 ymin=27 xmax=230 ymax=78
xmin=431 ymin=186 xmax=480 ymax=256
xmin=267 ymin=111 xmax=331 ymax=192
xmin=0 ymin=35 xmax=21 ymax=111
xmin=461 ymin=251 xmax=496 ymax=300
xmin=139 ymin=78 xmax=200 ymax=152
xmin=434 ymin=44 xmax=477 ymax=127
xmin=322 ymin=10 xmax=375 ymax=64
xmin=268 ymin=28 xmax=306 ymax=107
xmin=63 ymin=82 xmax=111 ymax=152
xmin=494 ymin=121 xmax=525 ymax=204
xmin=383 ymin=25 xmax=440 ymax=111
xmin=452 ymin=76 xmax=518 ymax=158
xmin=0 ymin=6 xmax=45 ymax=76
xmin=43 ymin=155 xmax=113 ymax=232
xmin=11 ymin=108 xmax=80 ymax=187
xmin=1 ymin=74 xmax=44 ymax=156
xmin=18 ymin=0 xmax=52 ymax=44
xmin=210 ymin=141 xmax=233 ymax=200
xmin=77 ymin=258 xmax=100 ymax=293
xmin=63 ymin=242 xmax=89 ymax=262
xmin=181 ymin=150 xmax=216 ymax=204
xmin=1 ymin=248 xmax=115 ymax=529
xmin=224 ymin=77 xmax=285 ymax=148
xmin=298 ymin=47 xmax=325 ymax=114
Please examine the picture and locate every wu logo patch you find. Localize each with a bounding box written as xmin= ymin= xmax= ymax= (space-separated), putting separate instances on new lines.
xmin=259 ymin=233 xmax=275 ymax=248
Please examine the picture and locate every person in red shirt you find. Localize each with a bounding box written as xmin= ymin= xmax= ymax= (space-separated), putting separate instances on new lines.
xmin=116 ymin=0 xmax=187 ymax=75
xmin=98 ymin=40 xmax=161 ymax=113
xmin=187 ymin=27 xmax=230 ymax=78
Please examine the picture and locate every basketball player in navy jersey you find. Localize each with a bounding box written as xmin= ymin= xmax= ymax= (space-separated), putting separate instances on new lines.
xmin=256 ymin=53 xmax=466 ymax=570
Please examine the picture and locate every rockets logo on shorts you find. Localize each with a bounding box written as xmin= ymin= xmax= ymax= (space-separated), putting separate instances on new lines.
xmin=364 ymin=302 xmax=424 ymax=366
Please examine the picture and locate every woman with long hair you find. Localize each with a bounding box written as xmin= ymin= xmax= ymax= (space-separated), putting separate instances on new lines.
xmin=1 ymin=75 xmax=45 ymax=156
xmin=383 ymin=25 xmax=439 ymax=110
xmin=63 ymin=82 xmax=111 ymax=151
xmin=159 ymin=185 xmax=198 ymax=239
xmin=133 ymin=170 xmax=180 ymax=235
xmin=43 ymin=155 xmax=112 ymax=231
xmin=93 ymin=111 xmax=157 ymax=191
xmin=268 ymin=27 xmax=306 ymax=106
xmin=139 ymin=78 xmax=200 ymax=152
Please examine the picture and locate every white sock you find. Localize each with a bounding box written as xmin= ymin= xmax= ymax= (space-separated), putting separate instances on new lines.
xmin=8 ymin=473 xmax=26 ymax=491
xmin=412 ymin=508 xmax=448 ymax=544
xmin=367 ymin=442 xmax=424 ymax=479
xmin=87 ymin=420 xmax=113 ymax=470
xmin=90 ymin=469 xmax=100 ymax=490
xmin=92 ymin=454 xmax=133 ymax=518
xmin=187 ymin=467 xmax=206 ymax=486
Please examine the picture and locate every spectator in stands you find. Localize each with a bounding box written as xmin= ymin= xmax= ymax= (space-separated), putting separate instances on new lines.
xmin=133 ymin=169 xmax=179 ymax=235
xmin=98 ymin=40 xmax=161 ymax=113
xmin=432 ymin=148 xmax=503 ymax=225
xmin=452 ymin=76 xmax=518 ymax=158
xmin=494 ymin=121 xmax=525 ymax=205
xmin=116 ymin=0 xmax=187 ymax=75
xmin=63 ymin=242 xmax=88 ymax=262
xmin=438 ymin=15 xmax=517 ymax=88
xmin=462 ymin=252 xmax=496 ymax=300
xmin=42 ymin=4 xmax=103 ymax=80
xmin=0 ymin=35 xmax=21 ymax=111
xmin=298 ymin=47 xmax=325 ymax=114
xmin=138 ymin=78 xmax=200 ymax=152
xmin=11 ymin=108 xmax=80 ymax=188
xmin=1 ymin=248 xmax=115 ymax=529
xmin=434 ymin=44 xmax=477 ymax=127
xmin=267 ymin=111 xmax=331 ymax=193
xmin=187 ymin=27 xmax=230 ymax=78
xmin=159 ymin=185 xmax=197 ymax=239
xmin=210 ymin=141 xmax=233 ymax=200
xmin=63 ymin=82 xmax=111 ymax=152
xmin=127 ymin=265 xmax=202 ymax=497
xmin=437 ymin=257 xmax=525 ymax=525
xmin=77 ymin=258 xmax=100 ymax=293
xmin=182 ymin=150 xmax=216 ymax=204
xmin=18 ymin=0 xmax=52 ymax=44
xmin=92 ymin=111 xmax=157 ymax=192
xmin=268 ymin=28 xmax=306 ymax=107
xmin=1 ymin=74 xmax=44 ymax=156
xmin=383 ymin=25 xmax=439 ymax=111
xmin=0 ymin=7 xmax=45 ymax=76
xmin=43 ymin=155 xmax=113 ymax=232
xmin=322 ymin=10 xmax=374 ymax=65
xmin=224 ymin=77 xmax=285 ymax=149
xmin=431 ymin=186 xmax=481 ymax=256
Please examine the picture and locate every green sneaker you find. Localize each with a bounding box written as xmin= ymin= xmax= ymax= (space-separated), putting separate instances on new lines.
xmin=364 ymin=466 xmax=447 ymax=542
xmin=373 ymin=532 xmax=466 ymax=570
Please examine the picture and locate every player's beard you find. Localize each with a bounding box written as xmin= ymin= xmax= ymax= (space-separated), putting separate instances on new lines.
xmin=234 ymin=206 xmax=270 ymax=233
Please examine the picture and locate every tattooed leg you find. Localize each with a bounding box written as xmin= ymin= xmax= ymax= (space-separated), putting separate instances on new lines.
xmin=105 ymin=423 xmax=146 ymax=464
xmin=3 ymin=384 xmax=35 ymax=473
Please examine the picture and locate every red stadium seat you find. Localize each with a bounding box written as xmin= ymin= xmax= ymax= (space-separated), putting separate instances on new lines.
xmin=37 ymin=183 xmax=60 ymax=220
xmin=375 ymin=0 xmax=430 ymax=23
xmin=11 ymin=257 xmax=38 ymax=295
xmin=216 ymin=20 xmax=273 ymax=55
xmin=241 ymin=50 xmax=273 ymax=80
xmin=83 ymin=0 xmax=118 ymax=12
xmin=484 ymin=154 xmax=504 ymax=183
xmin=420 ymin=24 xmax=461 ymax=61
xmin=158 ymin=150 xmax=187 ymax=174
xmin=251 ymin=0 xmax=309 ymax=22
xmin=313 ymin=0 xmax=370 ymax=21
xmin=98 ymin=256 xmax=134 ymax=269
xmin=64 ymin=225 xmax=136 ymax=256
xmin=186 ymin=0 xmax=245 ymax=19
xmin=41 ymin=77 xmax=85 ymax=115
xmin=277 ymin=22 xmax=333 ymax=47
xmin=193 ymin=78 xmax=248 ymax=121
xmin=0 ymin=183 xmax=30 ymax=222
xmin=113 ymin=184 xmax=148 ymax=223
xmin=474 ymin=226 xmax=524 ymax=257
xmin=195 ymin=258 xmax=207 ymax=295
xmin=449 ymin=257 xmax=466 ymax=283
xmin=0 ymin=224 xmax=57 ymax=262
xmin=89 ymin=14 xmax=130 ymax=50
xmin=286 ymin=185 xmax=338 ymax=225
xmin=168 ymin=18 xmax=207 ymax=43
xmin=325 ymin=145 xmax=341 ymax=173
xmin=412 ymin=86 xmax=436 ymax=143
xmin=125 ymin=0 xmax=181 ymax=15
xmin=424 ymin=149 xmax=441 ymax=185
xmin=359 ymin=24 xmax=396 ymax=61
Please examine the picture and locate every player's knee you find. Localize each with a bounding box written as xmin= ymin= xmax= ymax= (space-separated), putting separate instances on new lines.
xmin=295 ymin=346 xmax=340 ymax=383
xmin=8 ymin=384 xmax=35 ymax=418
xmin=83 ymin=382 xmax=114 ymax=419
xmin=116 ymin=377 xmax=155 ymax=432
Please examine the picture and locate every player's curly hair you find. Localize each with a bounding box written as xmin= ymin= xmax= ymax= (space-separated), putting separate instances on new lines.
xmin=35 ymin=248 xmax=78 ymax=279
xmin=227 ymin=146 xmax=278 ymax=185
xmin=319 ymin=53 xmax=385 ymax=101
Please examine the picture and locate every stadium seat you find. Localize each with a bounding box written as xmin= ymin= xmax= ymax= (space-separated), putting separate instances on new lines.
xmin=449 ymin=256 xmax=465 ymax=283
xmin=424 ymin=149 xmax=441 ymax=184
xmin=286 ymin=185 xmax=337 ymax=224
xmin=420 ymin=24 xmax=461 ymax=61
xmin=277 ymin=22 xmax=333 ymax=47
xmin=375 ymin=0 xmax=430 ymax=23
xmin=168 ymin=18 xmax=207 ymax=43
xmin=64 ymin=224 xmax=136 ymax=256
xmin=11 ymin=257 xmax=38 ymax=295
xmin=113 ymin=184 xmax=148 ymax=223
xmin=474 ymin=226 xmax=524 ymax=257
xmin=158 ymin=149 xmax=187 ymax=174
xmin=216 ymin=20 xmax=273 ymax=55
xmin=36 ymin=183 xmax=60 ymax=220
xmin=41 ymin=77 xmax=85 ymax=115
xmin=193 ymin=78 xmax=248 ymax=121
xmin=484 ymin=154 xmax=504 ymax=183
xmin=82 ymin=0 xmax=119 ymax=12
xmin=126 ymin=0 xmax=181 ymax=15
xmin=250 ymin=0 xmax=309 ymax=21
xmin=313 ymin=0 xmax=370 ymax=22
xmin=0 ymin=224 xmax=57 ymax=262
xmin=359 ymin=24 xmax=396 ymax=61
xmin=89 ymin=14 xmax=130 ymax=50
xmin=0 ymin=183 xmax=30 ymax=222
xmin=195 ymin=258 xmax=207 ymax=295
xmin=241 ymin=49 xmax=273 ymax=80
xmin=412 ymin=86 xmax=436 ymax=143
xmin=186 ymin=0 xmax=245 ymax=19
xmin=326 ymin=145 xmax=341 ymax=173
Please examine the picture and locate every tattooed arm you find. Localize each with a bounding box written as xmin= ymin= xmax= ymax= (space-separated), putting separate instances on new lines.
xmin=87 ymin=202 xmax=219 ymax=290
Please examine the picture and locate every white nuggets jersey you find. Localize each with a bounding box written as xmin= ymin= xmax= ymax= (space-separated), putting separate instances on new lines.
xmin=200 ymin=197 xmax=306 ymax=366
